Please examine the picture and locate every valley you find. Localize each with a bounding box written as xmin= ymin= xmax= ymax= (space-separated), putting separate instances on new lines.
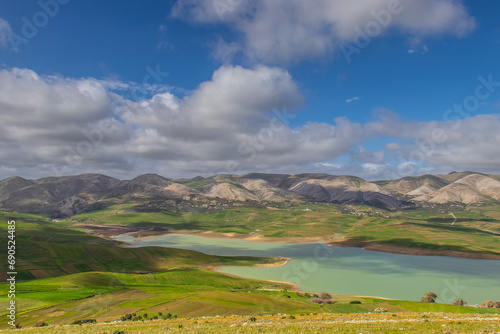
xmin=1 ymin=172 xmax=499 ymax=331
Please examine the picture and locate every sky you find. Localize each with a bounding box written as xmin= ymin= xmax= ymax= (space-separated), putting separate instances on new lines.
xmin=0 ymin=0 xmax=499 ymax=181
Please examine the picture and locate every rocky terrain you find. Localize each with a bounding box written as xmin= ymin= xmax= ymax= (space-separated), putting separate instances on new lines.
xmin=1 ymin=171 xmax=499 ymax=217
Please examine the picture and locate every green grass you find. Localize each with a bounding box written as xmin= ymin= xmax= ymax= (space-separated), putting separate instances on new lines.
xmin=4 ymin=314 xmax=500 ymax=334
xmin=1 ymin=269 xmax=498 ymax=329
xmin=0 ymin=211 xmax=280 ymax=279
xmin=64 ymin=203 xmax=500 ymax=257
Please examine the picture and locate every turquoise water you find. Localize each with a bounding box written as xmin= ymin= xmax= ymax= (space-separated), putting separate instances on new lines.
xmin=116 ymin=233 xmax=500 ymax=304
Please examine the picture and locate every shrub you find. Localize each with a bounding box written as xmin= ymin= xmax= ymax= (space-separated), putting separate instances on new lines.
xmin=295 ymin=291 xmax=301 ymax=297
xmin=494 ymin=301 xmax=500 ymax=308
xmin=34 ymin=321 xmax=48 ymax=327
xmin=289 ymin=315 xmax=296 ymax=319
xmin=481 ymin=300 xmax=494 ymax=308
xmin=125 ymin=313 xmax=132 ymax=320
xmin=452 ymin=298 xmax=466 ymax=306
xmin=349 ymin=301 xmax=362 ymax=304
xmin=321 ymin=292 xmax=332 ymax=300
xmin=308 ymin=298 xmax=336 ymax=304
xmin=421 ymin=292 xmax=437 ymax=303
xmin=70 ymin=319 xmax=97 ymax=325
xmin=249 ymin=317 xmax=257 ymax=322
xmin=283 ymin=295 xmax=291 ymax=298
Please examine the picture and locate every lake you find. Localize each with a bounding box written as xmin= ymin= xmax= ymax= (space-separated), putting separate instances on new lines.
xmin=115 ymin=233 xmax=500 ymax=305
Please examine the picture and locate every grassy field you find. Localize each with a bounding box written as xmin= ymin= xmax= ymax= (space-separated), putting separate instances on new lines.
xmin=2 ymin=312 xmax=500 ymax=333
xmin=1 ymin=208 xmax=500 ymax=331
xmin=0 ymin=211 xmax=281 ymax=280
xmin=1 ymin=269 xmax=498 ymax=329
xmin=65 ymin=202 xmax=500 ymax=257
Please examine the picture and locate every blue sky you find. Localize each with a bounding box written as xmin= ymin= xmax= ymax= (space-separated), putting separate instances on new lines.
xmin=0 ymin=0 xmax=499 ymax=180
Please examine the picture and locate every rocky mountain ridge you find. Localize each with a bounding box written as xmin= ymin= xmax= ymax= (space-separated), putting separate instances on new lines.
xmin=1 ymin=171 xmax=498 ymax=217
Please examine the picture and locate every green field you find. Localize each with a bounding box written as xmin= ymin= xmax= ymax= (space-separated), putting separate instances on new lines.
xmin=4 ymin=313 xmax=499 ymax=334
xmin=1 ymin=206 xmax=500 ymax=331
xmin=65 ymin=201 xmax=500 ymax=257
xmin=1 ymin=269 xmax=499 ymax=329
xmin=0 ymin=211 xmax=281 ymax=279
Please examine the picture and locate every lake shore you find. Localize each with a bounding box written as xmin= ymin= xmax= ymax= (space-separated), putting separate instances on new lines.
xmin=327 ymin=240 xmax=500 ymax=260
xmin=96 ymin=224 xmax=500 ymax=260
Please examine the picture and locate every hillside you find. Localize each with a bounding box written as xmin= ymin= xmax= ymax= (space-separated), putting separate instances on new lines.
xmin=1 ymin=171 xmax=500 ymax=217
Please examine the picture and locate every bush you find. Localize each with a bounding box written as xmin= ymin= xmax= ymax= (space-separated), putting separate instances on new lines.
xmin=70 ymin=319 xmax=97 ymax=325
xmin=494 ymin=301 xmax=500 ymax=308
xmin=452 ymin=298 xmax=466 ymax=306
xmin=283 ymin=294 xmax=291 ymax=298
xmin=481 ymin=300 xmax=494 ymax=308
xmin=125 ymin=313 xmax=132 ymax=320
xmin=308 ymin=298 xmax=336 ymax=304
xmin=349 ymin=301 xmax=362 ymax=304
xmin=289 ymin=315 xmax=296 ymax=319
xmin=249 ymin=317 xmax=257 ymax=322
xmin=321 ymin=292 xmax=332 ymax=300
xmin=421 ymin=292 xmax=437 ymax=303
xmin=34 ymin=321 xmax=48 ymax=327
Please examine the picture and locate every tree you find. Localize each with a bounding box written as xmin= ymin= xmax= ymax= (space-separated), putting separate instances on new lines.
xmin=494 ymin=301 xmax=500 ymax=308
xmin=481 ymin=300 xmax=494 ymax=308
xmin=452 ymin=298 xmax=466 ymax=306
xmin=421 ymin=292 xmax=437 ymax=303
xmin=34 ymin=321 xmax=48 ymax=327
xmin=321 ymin=292 xmax=332 ymax=300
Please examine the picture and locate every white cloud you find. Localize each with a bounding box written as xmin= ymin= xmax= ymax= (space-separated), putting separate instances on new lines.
xmin=408 ymin=45 xmax=429 ymax=54
xmin=0 ymin=18 xmax=12 ymax=48
xmin=346 ymin=96 xmax=360 ymax=103
xmin=1 ymin=67 xmax=500 ymax=180
xmin=172 ymin=0 xmax=475 ymax=64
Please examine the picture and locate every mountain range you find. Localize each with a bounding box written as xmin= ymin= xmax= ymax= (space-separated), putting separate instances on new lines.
xmin=1 ymin=171 xmax=499 ymax=217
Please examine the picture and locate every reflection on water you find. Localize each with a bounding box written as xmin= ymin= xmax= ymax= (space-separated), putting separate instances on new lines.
xmin=115 ymin=233 xmax=500 ymax=304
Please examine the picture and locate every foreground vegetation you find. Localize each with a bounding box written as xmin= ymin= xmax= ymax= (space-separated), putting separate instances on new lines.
xmin=1 ymin=206 xmax=499 ymax=332
xmin=1 ymin=269 xmax=499 ymax=330
xmin=3 ymin=313 xmax=500 ymax=333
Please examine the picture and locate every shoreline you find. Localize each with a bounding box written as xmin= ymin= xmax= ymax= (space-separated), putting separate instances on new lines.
xmin=78 ymin=221 xmax=500 ymax=261
xmin=327 ymin=240 xmax=500 ymax=260
xmin=111 ymin=227 xmax=500 ymax=261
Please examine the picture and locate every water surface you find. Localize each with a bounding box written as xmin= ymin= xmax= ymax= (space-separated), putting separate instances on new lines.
xmin=116 ymin=233 xmax=500 ymax=304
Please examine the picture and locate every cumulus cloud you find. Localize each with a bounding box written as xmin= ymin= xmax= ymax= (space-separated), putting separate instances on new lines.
xmin=0 ymin=18 xmax=12 ymax=48
xmin=0 ymin=68 xmax=131 ymax=176
xmin=172 ymin=0 xmax=475 ymax=64
xmin=1 ymin=66 xmax=499 ymax=181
